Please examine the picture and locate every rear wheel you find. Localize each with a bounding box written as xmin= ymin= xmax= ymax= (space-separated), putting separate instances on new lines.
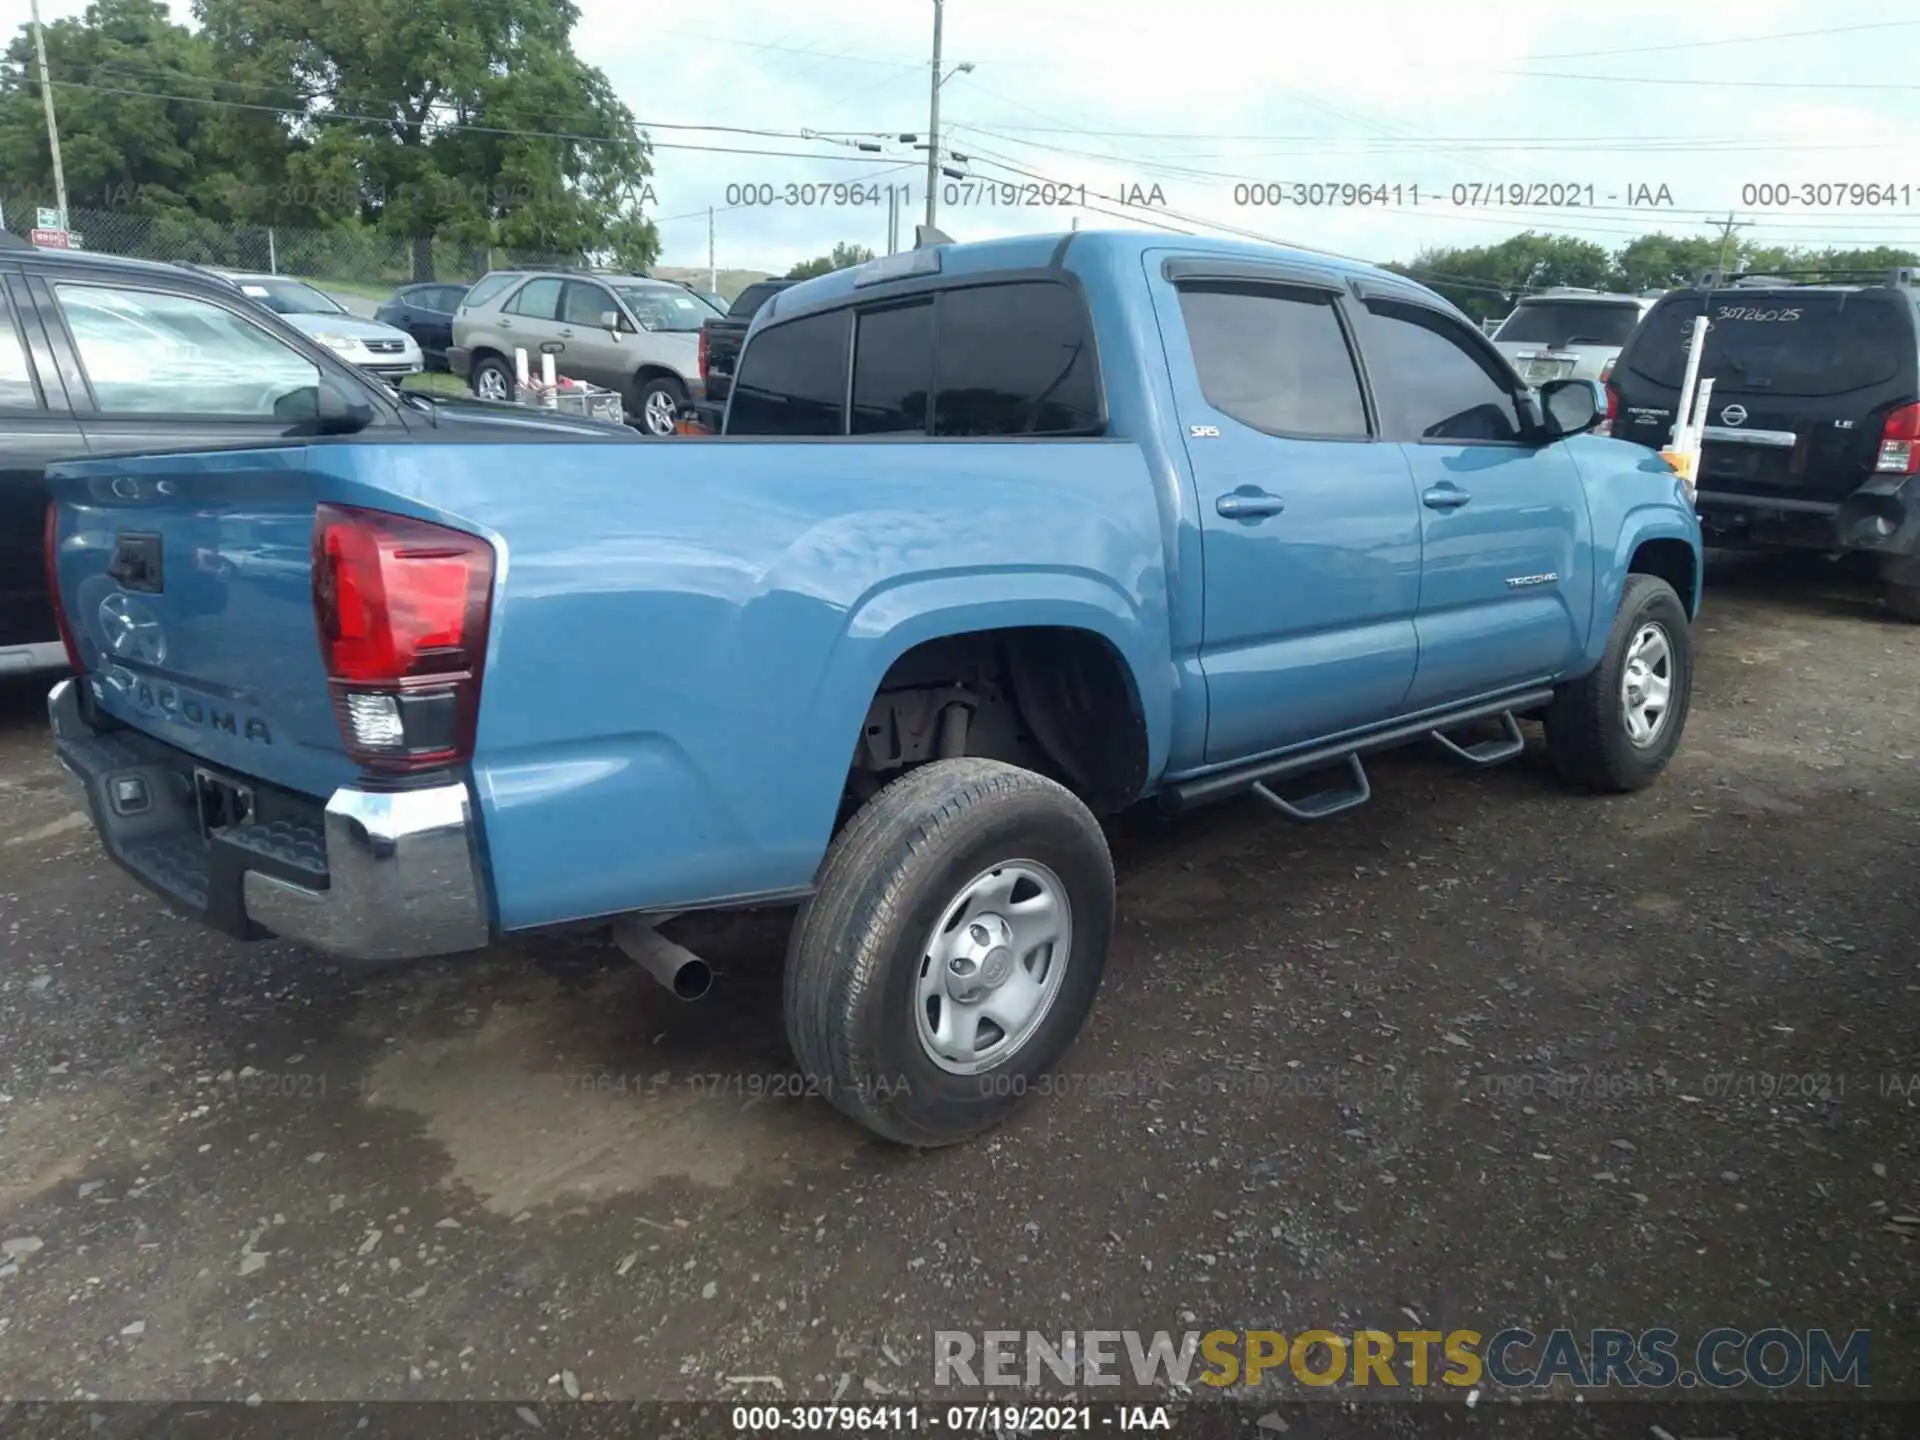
xmin=1544 ymin=574 xmax=1692 ymax=792
xmin=1884 ymin=584 xmax=1920 ymax=622
xmin=471 ymin=356 xmax=514 ymax=403
xmin=784 ymin=759 xmax=1114 ymax=1147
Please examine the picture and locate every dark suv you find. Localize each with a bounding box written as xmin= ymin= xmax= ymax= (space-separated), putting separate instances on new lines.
xmin=0 ymin=248 xmax=634 ymax=678
xmin=1608 ymin=267 xmax=1920 ymax=615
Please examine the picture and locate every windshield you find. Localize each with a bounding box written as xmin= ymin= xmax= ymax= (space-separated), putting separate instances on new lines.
xmin=233 ymin=278 xmax=348 ymax=316
xmin=1494 ymin=300 xmax=1643 ymax=347
xmin=613 ymin=285 xmax=711 ymax=332
xmin=1625 ymin=292 xmax=1911 ymax=398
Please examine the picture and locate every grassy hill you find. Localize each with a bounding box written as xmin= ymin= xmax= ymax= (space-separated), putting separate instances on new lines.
xmin=651 ymin=265 xmax=772 ymax=303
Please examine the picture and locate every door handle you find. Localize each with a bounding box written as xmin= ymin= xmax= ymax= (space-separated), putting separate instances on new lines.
xmin=1216 ymin=490 xmax=1286 ymax=519
xmin=1422 ymin=484 xmax=1472 ymax=510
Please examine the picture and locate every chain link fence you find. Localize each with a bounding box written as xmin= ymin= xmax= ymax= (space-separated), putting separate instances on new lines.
xmin=1 ymin=206 xmax=572 ymax=293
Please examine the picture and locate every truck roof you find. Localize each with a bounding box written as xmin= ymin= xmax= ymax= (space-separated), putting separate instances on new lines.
xmin=765 ymin=229 xmax=1454 ymax=324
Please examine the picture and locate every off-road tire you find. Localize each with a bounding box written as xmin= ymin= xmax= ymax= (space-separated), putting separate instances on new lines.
xmin=784 ymin=759 xmax=1114 ymax=1147
xmin=1884 ymin=583 xmax=1920 ymax=623
xmin=1544 ymin=573 xmax=1692 ymax=792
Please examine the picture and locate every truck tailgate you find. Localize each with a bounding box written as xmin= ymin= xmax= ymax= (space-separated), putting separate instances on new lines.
xmin=47 ymin=444 xmax=357 ymax=801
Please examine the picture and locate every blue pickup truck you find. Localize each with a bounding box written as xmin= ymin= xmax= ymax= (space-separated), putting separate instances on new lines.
xmin=43 ymin=231 xmax=1702 ymax=1146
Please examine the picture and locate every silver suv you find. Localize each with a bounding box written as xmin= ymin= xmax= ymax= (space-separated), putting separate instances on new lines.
xmin=1490 ymin=288 xmax=1660 ymax=387
xmin=448 ymin=269 xmax=709 ymax=434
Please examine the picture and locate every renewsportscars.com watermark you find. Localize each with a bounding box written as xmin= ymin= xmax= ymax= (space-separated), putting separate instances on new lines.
xmin=933 ymin=1327 xmax=1870 ymax=1391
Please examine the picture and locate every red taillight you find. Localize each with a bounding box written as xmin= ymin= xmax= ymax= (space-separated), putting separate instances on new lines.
xmin=312 ymin=504 xmax=494 ymax=773
xmin=1877 ymin=402 xmax=1920 ymax=475
xmin=43 ymin=503 xmax=84 ymax=672
xmin=1599 ymin=356 xmax=1615 ymax=384
xmin=1597 ymin=380 xmax=1620 ymax=438
xmin=698 ymin=324 xmax=710 ymax=381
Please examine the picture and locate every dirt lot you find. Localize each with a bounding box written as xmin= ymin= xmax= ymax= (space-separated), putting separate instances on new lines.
xmin=0 ymin=555 xmax=1916 ymax=1415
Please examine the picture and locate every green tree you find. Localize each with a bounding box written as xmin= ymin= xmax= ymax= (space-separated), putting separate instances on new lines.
xmin=191 ymin=0 xmax=658 ymax=277
xmin=0 ymin=0 xmax=257 ymax=218
xmin=1390 ymin=232 xmax=1615 ymax=322
xmin=786 ymin=242 xmax=875 ymax=281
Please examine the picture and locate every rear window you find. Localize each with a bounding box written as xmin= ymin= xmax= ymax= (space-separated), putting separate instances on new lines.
xmin=727 ymin=279 xmax=1102 ymax=438
xmin=1623 ymin=292 xmax=1914 ymax=397
xmin=1493 ymin=301 xmax=1643 ymax=347
xmin=930 ymin=282 xmax=1101 ymax=436
xmin=730 ymin=283 xmax=783 ymax=319
xmin=462 ymin=273 xmax=519 ymax=311
xmin=728 ymin=309 xmax=850 ymax=435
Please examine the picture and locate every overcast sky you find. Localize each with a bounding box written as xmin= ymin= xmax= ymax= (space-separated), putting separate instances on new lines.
xmin=36 ymin=0 xmax=1920 ymax=275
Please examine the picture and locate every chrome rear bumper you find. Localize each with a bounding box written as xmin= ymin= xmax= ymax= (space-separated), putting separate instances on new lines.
xmin=49 ymin=678 xmax=491 ymax=963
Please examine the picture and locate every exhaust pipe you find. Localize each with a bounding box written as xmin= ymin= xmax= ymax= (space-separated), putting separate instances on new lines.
xmin=613 ymin=915 xmax=713 ymax=1001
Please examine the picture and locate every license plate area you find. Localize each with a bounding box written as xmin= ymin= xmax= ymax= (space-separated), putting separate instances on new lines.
xmin=194 ymin=767 xmax=256 ymax=837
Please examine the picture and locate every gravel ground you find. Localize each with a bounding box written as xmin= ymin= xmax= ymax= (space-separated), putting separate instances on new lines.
xmin=0 ymin=554 xmax=1915 ymax=1415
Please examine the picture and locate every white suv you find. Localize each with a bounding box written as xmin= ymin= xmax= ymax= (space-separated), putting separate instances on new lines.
xmin=1490 ymin=288 xmax=1660 ymax=387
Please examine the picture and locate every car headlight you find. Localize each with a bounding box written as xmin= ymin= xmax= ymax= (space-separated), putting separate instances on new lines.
xmin=312 ymin=332 xmax=362 ymax=353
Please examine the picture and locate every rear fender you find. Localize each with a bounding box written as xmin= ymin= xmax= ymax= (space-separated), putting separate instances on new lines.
xmin=815 ymin=571 xmax=1176 ymax=802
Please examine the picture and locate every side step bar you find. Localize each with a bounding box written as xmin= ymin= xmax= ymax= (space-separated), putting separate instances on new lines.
xmin=1430 ymin=710 xmax=1527 ymax=768
xmin=1162 ymin=689 xmax=1553 ymax=817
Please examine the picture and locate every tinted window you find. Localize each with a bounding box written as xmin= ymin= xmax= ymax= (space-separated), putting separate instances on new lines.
xmin=1494 ymin=301 xmax=1643 ymax=347
xmin=851 ymin=301 xmax=933 ymax=434
xmin=0 ymin=294 xmax=37 ymax=410
xmin=1176 ymin=282 xmax=1367 ymax=438
xmin=731 ymin=282 xmax=783 ymax=318
xmin=728 ymin=309 xmax=850 ymax=435
xmin=1624 ymin=292 xmax=1911 ymax=397
xmin=560 ymin=282 xmax=616 ymax=327
xmin=463 ymin=273 xmax=518 ymax=310
xmin=506 ymin=277 xmax=563 ymax=320
xmin=57 ymin=284 xmax=323 ymax=417
xmin=1362 ymin=301 xmax=1523 ymax=443
xmin=932 ymin=282 xmax=1100 ymax=436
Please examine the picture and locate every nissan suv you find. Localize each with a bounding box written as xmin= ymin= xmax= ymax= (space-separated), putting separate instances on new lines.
xmin=448 ymin=269 xmax=708 ymax=434
xmin=1608 ymin=267 xmax=1920 ymax=617
xmin=1490 ymin=288 xmax=1659 ymax=389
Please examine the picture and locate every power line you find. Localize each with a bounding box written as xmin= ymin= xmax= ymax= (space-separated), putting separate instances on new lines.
xmin=42 ymin=78 xmax=906 ymax=161
xmin=81 ymin=58 xmax=898 ymax=143
xmin=1526 ymin=18 xmax=1920 ymax=61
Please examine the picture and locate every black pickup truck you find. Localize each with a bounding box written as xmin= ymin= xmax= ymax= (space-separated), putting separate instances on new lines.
xmin=695 ymin=278 xmax=796 ymax=428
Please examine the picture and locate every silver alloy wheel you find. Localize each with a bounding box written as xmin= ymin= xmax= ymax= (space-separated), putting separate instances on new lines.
xmin=1620 ymin=621 xmax=1674 ymax=747
xmin=914 ymin=860 xmax=1073 ymax=1075
xmin=475 ymin=366 xmax=509 ymax=401
xmin=642 ymin=387 xmax=678 ymax=435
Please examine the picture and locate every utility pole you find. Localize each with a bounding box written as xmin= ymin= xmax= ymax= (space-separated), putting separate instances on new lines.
xmin=1714 ymin=211 xmax=1739 ymax=281
xmin=707 ymin=206 xmax=716 ymax=293
xmin=29 ymin=0 xmax=69 ymax=228
xmin=924 ymin=0 xmax=944 ymax=231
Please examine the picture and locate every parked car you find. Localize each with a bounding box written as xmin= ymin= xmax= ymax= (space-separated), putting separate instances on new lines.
xmin=696 ymin=278 xmax=797 ymax=428
xmin=373 ymin=282 xmax=468 ymax=370
xmin=1609 ymin=266 xmax=1920 ymax=617
xmin=42 ymin=230 xmax=1700 ymax=1147
xmin=448 ymin=269 xmax=710 ymax=435
xmin=1490 ymin=288 xmax=1659 ymax=390
xmin=204 ymin=271 xmax=424 ymax=381
xmin=0 ymin=246 xmax=631 ymax=679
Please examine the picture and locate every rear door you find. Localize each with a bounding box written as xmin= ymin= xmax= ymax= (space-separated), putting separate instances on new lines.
xmin=1147 ymin=258 xmax=1424 ymax=762
xmin=1621 ymin=291 xmax=1917 ymax=506
xmin=1354 ymin=292 xmax=1592 ymax=706
xmin=0 ymin=272 xmax=87 ymax=666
